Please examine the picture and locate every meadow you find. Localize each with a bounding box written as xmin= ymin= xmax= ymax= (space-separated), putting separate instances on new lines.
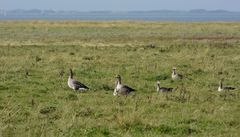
xmin=0 ymin=21 xmax=240 ymax=137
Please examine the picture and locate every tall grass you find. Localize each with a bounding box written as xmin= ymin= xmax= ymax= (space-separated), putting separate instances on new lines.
xmin=0 ymin=21 xmax=240 ymax=137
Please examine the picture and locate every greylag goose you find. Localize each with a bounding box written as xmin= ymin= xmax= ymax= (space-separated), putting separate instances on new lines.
xmin=157 ymin=81 xmax=173 ymax=92
xmin=218 ymin=80 xmax=235 ymax=92
xmin=172 ymin=67 xmax=183 ymax=80
xmin=68 ymin=69 xmax=89 ymax=91
xmin=113 ymin=75 xmax=135 ymax=96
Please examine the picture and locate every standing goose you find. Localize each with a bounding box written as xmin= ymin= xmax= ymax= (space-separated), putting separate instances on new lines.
xmin=218 ymin=80 xmax=235 ymax=92
xmin=113 ymin=75 xmax=135 ymax=96
xmin=68 ymin=69 xmax=89 ymax=91
xmin=157 ymin=81 xmax=173 ymax=92
xmin=172 ymin=67 xmax=183 ymax=80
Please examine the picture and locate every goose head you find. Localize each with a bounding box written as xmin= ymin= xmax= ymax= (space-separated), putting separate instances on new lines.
xmin=115 ymin=74 xmax=122 ymax=84
xmin=172 ymin=67 xmax=177 ymax=73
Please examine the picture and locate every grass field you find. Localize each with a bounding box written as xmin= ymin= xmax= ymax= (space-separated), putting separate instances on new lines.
xmin=0 ymin=21 xmax=240 ymax=137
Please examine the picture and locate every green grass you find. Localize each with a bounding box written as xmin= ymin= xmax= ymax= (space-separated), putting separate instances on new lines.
xmin=0 ymin=21 xmax=240 ymax=137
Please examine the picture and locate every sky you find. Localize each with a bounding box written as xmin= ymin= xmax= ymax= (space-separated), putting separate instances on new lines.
xmin=1 ymin=0 xmax=240 ymax=11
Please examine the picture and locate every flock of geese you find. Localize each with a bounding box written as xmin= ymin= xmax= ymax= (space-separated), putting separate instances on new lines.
xmin=68 ymin=68 xmax=236 ymax=96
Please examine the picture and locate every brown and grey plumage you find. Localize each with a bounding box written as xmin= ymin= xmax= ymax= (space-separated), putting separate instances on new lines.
xmin=218 ymin=80 xmax=235 ymax=92
xmin=156 ymin=81 xmax=173 ymax=92
xmin=113 ymin=75 xmax=135 ymax=96
xmin=172 ymin=67 xmax=183 ymax=80
xmin=68 ymin=69 xmax=89 ymax=91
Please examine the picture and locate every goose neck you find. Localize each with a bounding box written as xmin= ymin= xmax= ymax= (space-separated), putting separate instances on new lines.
xmin=157 ymin=83 xmax=160 ymax=88
xmin=219 ymin=81 xmax=223 ymax=88
xmin=173 ymin=70 xmax=176 ymax=75
xmin=117 ymin=78 xmax=121 ymax=85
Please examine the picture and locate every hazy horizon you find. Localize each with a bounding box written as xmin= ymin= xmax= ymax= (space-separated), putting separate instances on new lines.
xmin=1 ymin=9 xmax=239 ymax=12
xmin=1 ymin=0 xmax=240 ymax=12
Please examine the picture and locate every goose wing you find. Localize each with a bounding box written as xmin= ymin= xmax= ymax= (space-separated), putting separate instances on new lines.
xmin=121 ymin=85 xmax=135 ymax=93
xmin=178 ymin=74 xmax=183 ymax=79
xmin=72 ymin=80 xmax=89 ymax=89
xmin=160 ymin=87 xmax=173 ymax=92
xmin=224 ymin=86 xmax=235 ymax=90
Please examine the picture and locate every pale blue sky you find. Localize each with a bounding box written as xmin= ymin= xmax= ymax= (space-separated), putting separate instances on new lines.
xmin=1 ymin=0 xmax=240 ymax=11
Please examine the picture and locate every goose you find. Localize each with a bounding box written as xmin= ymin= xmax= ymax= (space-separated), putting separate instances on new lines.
xmin=218 ymin=80 xmax=235 ymax=92
xmin=172 ymin=67 xmax=183 ymax=80
xmin=68 ymin=69 xmax=89 ymax=91
xmin=157 ymin=81 xmax=173 ymax=92
xmin=113 ymin=75 xmax=135 ymax=96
